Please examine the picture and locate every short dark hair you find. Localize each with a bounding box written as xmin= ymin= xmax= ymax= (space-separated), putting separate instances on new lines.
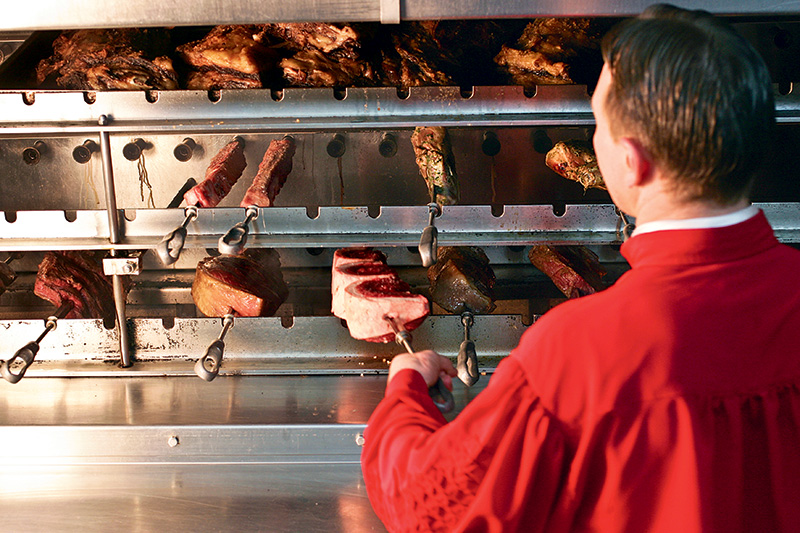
xmin=601 ymin=3 xmax=775 ymax=205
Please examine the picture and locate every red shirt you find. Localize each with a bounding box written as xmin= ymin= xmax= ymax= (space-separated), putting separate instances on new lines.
xmin=361 ymin=211 xmax=800 ymax=532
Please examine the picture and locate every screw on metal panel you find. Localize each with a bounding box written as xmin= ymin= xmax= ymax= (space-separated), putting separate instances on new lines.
xmin=355 ymin=433 xmax=365 ymax=446
xmin=168 ymin=436 xmax=180 ymax=447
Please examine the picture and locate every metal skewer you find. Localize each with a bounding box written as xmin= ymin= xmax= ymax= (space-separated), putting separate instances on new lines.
xmin=156 ymin=205 xmax=198 ymax=265
xmin=383 ymin=315 xmax=455 ymax=413
xmin=1 ymin=301 xmax=73 ymax=384
xmin=418 ymin=202 xmax=441 ymax=267
xmin=219 ymin=205 xmax=258 ymax=255
xmin=194 ymin=313 xmax=234 ymax=382
xmin=457 ymin=311 xmax=479 ymax=386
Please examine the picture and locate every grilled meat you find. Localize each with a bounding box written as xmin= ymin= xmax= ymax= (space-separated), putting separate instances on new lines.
xmin=428 ymin=246 xmax=496 ymax=314
xmin=411 ymin=126 xmax=459 ymax=206
xmin=378 ymin=22 xmax=457 ymax=87
xmin=34 ymin=251 xmax=124 ymax=320
xmin=178 ymin=25 xmax=279 ymax=90
xmin=258 ymin=23 xmax=376 ymax=87
xmin=331 ymin=261 xmax=398 ymax=319
xmin=240 ymin=137 xmax=295 ymax=207
xmin=528 ymin=245 xmax=606 ymax=299
xmin=36 ymin=29 xmax=178 ymax=90
xmin=183 ymin=137 xmax=247 ymax=208
xmin=331 ymin=247 xmax=428 ymax=342
xmin=545 ymin=139 xmax=606 ymax=190
xmin=192 ymin=249 xmax=288 ymax=317
xmin=495 ymin=18 xmax=601 ymax=86
xmin=342 ymin=277 xmax=429 ymax=343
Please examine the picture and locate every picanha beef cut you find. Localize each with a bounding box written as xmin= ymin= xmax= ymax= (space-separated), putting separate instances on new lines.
xmin=240 ymin=136 xmax=296 ymax=207
xmin=183 ymin=137 xmax=247 ymax=207
xmin=36 ymin=29 xmax=178 ymax=90
xmin=528 ymin=245 xmax=606 ymax=299
xmin=428 ymin=246 xmax=496 ymax=314
xmin=331 ymin=247 xmax=428 ymax=342
xmin=546 ymin=139 xmax=606 ymax=190
xmin=495 ymin=18 xmax=602 ymax=87
xmin=192 ymin=249 xmax=288 ymax=317
xmin=411 ymin=126 xmax=459 ymax=206
xmin=331 ymin=260 xmax=398 ymax=319
xmin=177 ymin=25 xmax=279 ymax=90
xmin=34 ymin=251 xmax=124 ymax=320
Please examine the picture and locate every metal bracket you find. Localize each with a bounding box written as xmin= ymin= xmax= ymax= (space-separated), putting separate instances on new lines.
xmin=103 ymin=256 xmax=142 ymax=276
xmin=379 ymin=0 xmax=400 ymax=24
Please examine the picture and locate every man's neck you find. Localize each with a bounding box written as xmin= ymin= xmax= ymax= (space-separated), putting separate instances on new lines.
xmin=629 ymin=190 xmax=750 ymax=226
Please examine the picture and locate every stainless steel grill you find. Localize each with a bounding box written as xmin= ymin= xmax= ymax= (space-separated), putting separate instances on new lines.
xmin=0 ymin=3 xmax=798 ymax=531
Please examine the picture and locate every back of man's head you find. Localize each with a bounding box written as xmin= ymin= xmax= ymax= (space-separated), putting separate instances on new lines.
xmin=601 ymin=3 xmax=774 ymax=205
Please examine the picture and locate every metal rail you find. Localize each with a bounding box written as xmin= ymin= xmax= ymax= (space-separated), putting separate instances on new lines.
xmin=0 ymin=0 xmax=795 ymax=31
xmin=0 ymin=85 xmax=798 ymax=136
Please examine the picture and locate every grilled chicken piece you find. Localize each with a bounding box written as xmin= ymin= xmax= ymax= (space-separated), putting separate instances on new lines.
xmin=240 ymin=137 xmax=296 ymax=207
xmin=192 ymin=249 xmax=288 ymax=317
xmin=178 ymin=25 xmax=278 ymax=90
xmin=183 ymin=137 xmax=247 ymax=208
xmin=528 ymin=245 xmax=606 ymax=299
xmin=411 ymin=126 xmax=459 ymax=206
xmin=545 ymin=139 xmax=606 ymax=190
xmin=36 ymin=29 xmax=178 ymax=90
xmin=34 ymin=251 xmax=125 ymax=320
xmin=495 ymin=18 xmax=601 ymax=86
xmin=428 ymin=246 xmax=496 ymax=314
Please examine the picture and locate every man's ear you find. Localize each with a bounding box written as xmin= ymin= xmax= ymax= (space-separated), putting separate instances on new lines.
xmin=619 ymin=137 xmax=654 ymax=188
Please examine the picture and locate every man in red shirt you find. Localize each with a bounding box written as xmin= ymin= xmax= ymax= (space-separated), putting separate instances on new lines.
xmin=361 ymin=4 xmax=800 ymax=532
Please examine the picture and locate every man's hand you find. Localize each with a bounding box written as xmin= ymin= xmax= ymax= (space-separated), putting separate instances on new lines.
xmin=388 ymin=350 xmax=457 ymax=390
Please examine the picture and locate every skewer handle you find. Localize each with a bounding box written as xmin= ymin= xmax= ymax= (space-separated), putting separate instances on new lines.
xmin=418 ymin=203 xmax=441 ymax=267
xmin=219 ymin=206 xmax=258 ymax=256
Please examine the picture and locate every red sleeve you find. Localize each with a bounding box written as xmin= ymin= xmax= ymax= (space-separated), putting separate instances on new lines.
xmin=361 ymin=356 xmax=569 ymax=533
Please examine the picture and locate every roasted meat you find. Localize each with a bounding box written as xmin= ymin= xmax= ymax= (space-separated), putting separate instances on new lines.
xmin=192 ymin=249 xmax=288 ymax=317
xmin=342 ymin=277 xmax=429 ymax=342
xmin=240 ymin=137 xmax=296 ymax=207
xmin=178 ymin=25 xmax=279 ymax=90
xmin=34 ymin=251 xmax=123 ymax=320
xmin=528 ymin=245 xmax=606 ymax=299
xmin=428 ymin=246 xmax=496 ymax=314
xmin=495 ymin=18 xmax=602 ymax=86
xmin=36 ymin=29 xmax=178 ymax=90
xmin=331 ymin=247 xmax=428 ymax=342
xmin=183 ymin=137 xmax=247 ymax=208
xmin=258 ymin=23 xmax=376 ymax=87
xmin=545 ymin=139 xmax=606 ymax=190
xmin=331 ymin=261 xmax=398 ymax=319
xmin=378 ymin=22 xmax=457 ymax=87
xmin=411 ymin=126 xmax=459 ymax=206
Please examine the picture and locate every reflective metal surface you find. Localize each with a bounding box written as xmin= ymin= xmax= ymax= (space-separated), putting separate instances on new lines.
xmin=0 ymin=0 xmax=795 ymax=31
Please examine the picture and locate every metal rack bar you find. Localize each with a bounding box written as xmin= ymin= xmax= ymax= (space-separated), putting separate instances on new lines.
xmin=0 ymin=85 xmax=797 ymax=135
xmin=2 ymin=203 xmax=799 ymax=251
xmin=0 ymin=0 xmax=795 ymax=31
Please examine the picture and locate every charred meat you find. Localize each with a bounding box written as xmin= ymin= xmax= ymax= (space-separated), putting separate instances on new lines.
xmin=495 ymin=18 xmax=602 ymax=86
xmin=34 ymin=251 xmax=124 ymax=320
xmin=428 ymin=246 xmax=496 ymax=314
xmin=192 ymin=249 xmax=288 ymax=317
xmin=177 ymin=25 xmax=279 ymax=90
xmin=36 ymin=29 xmax=178 ymax=90
xmin=183 ymin=137 xmax=247 ymax=208
xmin=411 ymin=126 xmax=459 ymax=206
xmin=545 ymin=139 xmax=606 ymax=191
xmin=240 ymin=137 xmax=296 ymax=208
xmin=528 ymin=245 xmax=606 ymax=299
xmin=258 ymin=23 xmax=376 ymax=87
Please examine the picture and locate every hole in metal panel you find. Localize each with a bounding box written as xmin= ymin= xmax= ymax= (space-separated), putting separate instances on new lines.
xmin=552 ymin=203 xmax=567 ymax=217
xmin=396 ymin=87 xmax=410 ymax=100
xmin=490 ymin=204 xmax=504 ymax=217
xmin=83 ymin=91 xmax=96 ymax=104
xmin=460 ymin=86 xmax=474 ymax=99
xmin=145 ymin=90 xmax=159 ymax=103
xmin=207 ymin=89 xmax=221 ymax=103
xmin=523 ymin=86 xmax=536 ymax=98
xmin=281 ymin=315 xmax=295 ymax=328
xmin=64 ymin=210 xmax=77 ymax=222
xmin=22 ymin=91 xmax=35 ymax=105
xmin=333 ymin=87 xmax=347 ymax=101
xmin=161 ymin=316 xmax=175 ymax=329
xmin=4 ymin=211 xmax=17 ymax=223
xmin=367 ymin=205 xmax=381 ymax=219
xmin=271 ymin=88 xmax=284 ymax=101
xmin=305 ymin=205 xmax=320 ymax=219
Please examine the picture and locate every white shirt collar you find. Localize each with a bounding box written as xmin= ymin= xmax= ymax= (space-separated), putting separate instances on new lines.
xmin=631 ymin=204 xmax=760 ymax=237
